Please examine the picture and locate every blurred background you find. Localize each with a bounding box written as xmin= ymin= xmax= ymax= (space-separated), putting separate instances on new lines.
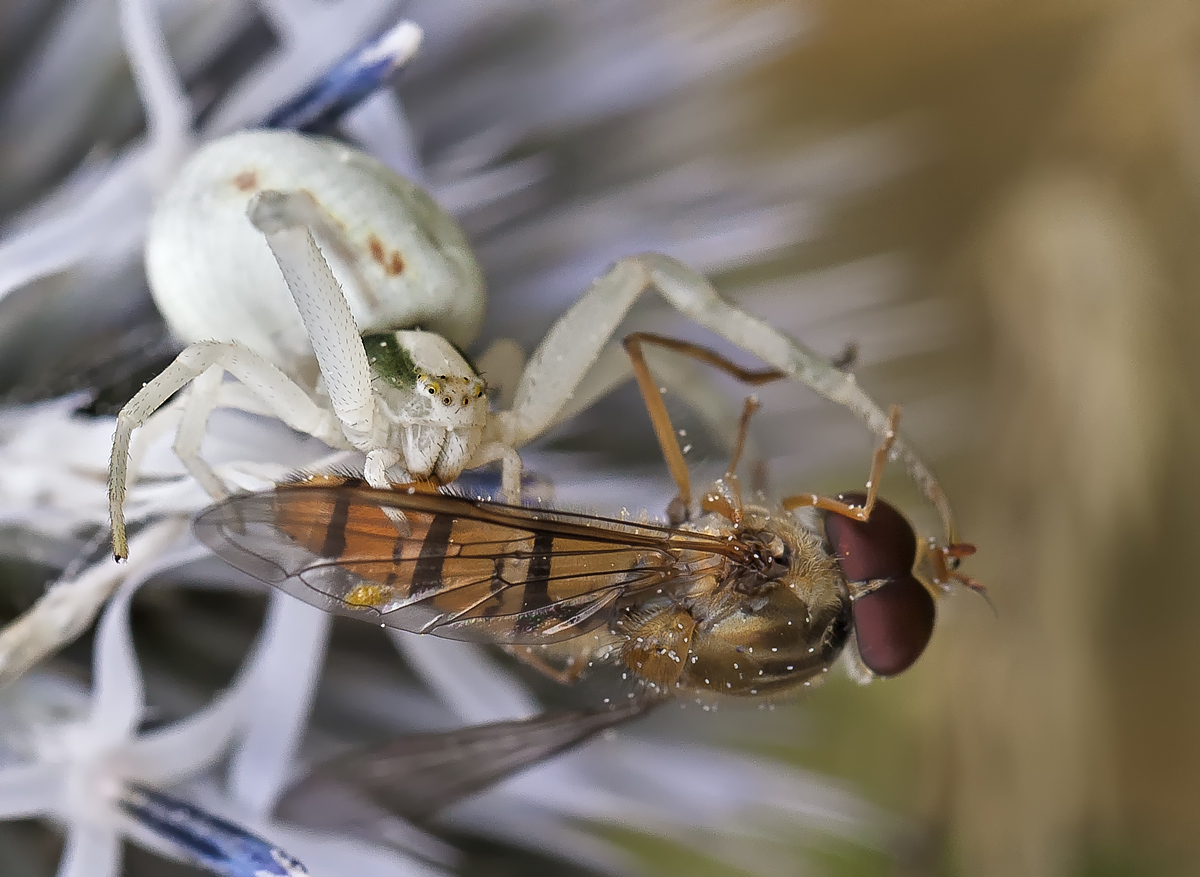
xmin=0 ymin=0 xmax=1197 ymax=875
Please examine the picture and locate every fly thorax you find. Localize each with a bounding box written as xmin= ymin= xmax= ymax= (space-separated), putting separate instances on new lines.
xmin=678 ymin=512 xmax=852 ymax=698
xmin=729 ymin=528 xmax=794 ymax=595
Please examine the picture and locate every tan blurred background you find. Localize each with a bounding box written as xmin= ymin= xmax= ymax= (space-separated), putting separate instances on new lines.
xmin=2 ymin=1 xmax=1196 ymax=874
xmin=745 ymin=1 xmax=1200 ymax=875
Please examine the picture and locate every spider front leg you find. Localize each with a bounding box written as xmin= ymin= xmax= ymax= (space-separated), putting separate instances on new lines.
xmin=488 ymin=253 xmax=956 ymax=540
xmin=249 ymin=190 xmax=493 ymax=490
xmin=109 ymin=342 xmax=345 ymax=559
xmin=247 ymin=190 xmax=379 ymax=441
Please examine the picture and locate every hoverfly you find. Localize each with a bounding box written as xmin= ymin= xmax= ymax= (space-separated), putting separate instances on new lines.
xmin=194 ymin=333 xmax=980 ymax=700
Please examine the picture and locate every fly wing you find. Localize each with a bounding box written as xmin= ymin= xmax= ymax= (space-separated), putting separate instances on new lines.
xmin=276 ymin=698 xmax=659 ymax=828
xmin=194 ymin=482 xmax=728 ymax=644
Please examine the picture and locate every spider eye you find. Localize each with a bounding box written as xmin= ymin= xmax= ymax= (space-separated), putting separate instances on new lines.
xmin=442 ymin=396 xmax=453 ymax=406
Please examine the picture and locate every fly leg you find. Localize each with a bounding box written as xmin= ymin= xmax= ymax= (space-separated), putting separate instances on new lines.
xmin=503 ymin=644 xmax=593 ymax=686
xmin=479 ymin=253 xmax=956 ymax=541
xmin=782 ymin=405 xmax=901 ymax=523
xmin=621 ymin=332 xmax=784 ymax=520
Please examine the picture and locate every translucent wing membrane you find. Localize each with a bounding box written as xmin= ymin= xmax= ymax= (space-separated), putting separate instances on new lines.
xmin=194 ymin=483 xmax=734 ymax=644
xmin=278 ymin=698 xmax=660 ymax=827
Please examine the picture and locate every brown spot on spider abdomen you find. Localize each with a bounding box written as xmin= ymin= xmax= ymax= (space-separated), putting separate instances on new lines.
xmin=367 ymin=234 xmax=385 ymax=262
xmin=367 ymin=233 xmax=406 ymax=276
xmin=233 ymin=170 xmax=259 ymax=191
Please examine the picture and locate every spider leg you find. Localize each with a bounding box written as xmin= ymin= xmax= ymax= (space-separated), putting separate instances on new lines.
xmin=170 ymin=366 xmax=231 ymax=501
xmin=247 ymin=189 xmax=378 ymax=442
xmin=109 ymin=341 xmax=344 ymax=559
xmin=488 ymin=253 xmax=956 ymax=540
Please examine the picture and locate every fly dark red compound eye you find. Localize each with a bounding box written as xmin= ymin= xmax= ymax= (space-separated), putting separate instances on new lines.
xmin=824 ymin=493 xmax=936 ymax=677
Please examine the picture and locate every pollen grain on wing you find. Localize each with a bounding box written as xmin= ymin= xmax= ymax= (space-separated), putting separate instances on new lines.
xmin=343 ymin=583 xmax=395 ymax=608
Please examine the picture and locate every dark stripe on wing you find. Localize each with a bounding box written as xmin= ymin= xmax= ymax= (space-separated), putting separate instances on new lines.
xmin=411 ymin=513 xmax=454 ymax=597
xmin=521 ymin=531 xmax=555 ymax=614
xmin=320 ymin=490 xmax=352 ymax=558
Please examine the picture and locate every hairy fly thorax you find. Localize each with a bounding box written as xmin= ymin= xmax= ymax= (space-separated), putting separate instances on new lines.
xmin=615 ymin=487 xmax=851 ymax=700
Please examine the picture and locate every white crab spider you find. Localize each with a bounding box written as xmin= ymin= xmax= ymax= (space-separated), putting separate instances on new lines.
xmin=109 ymin=128 xmax=957 ymax=561
xmin=108 ymin=129 xmax=495 ymax=557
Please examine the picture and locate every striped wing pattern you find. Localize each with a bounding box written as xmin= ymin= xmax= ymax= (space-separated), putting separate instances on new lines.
xmin=194 ymin=483 xmax=731 ymax=644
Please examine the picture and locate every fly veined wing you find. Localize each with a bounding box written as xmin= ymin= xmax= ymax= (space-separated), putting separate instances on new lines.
xmin=277 ymin=697 xmax=659 ymax=829
xmin=194 ymin=482 xmax=733 ymax=644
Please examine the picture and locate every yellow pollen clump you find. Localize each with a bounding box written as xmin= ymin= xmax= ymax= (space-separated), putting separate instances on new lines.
xmin=343 ymin=583 xmax=394 ymax=608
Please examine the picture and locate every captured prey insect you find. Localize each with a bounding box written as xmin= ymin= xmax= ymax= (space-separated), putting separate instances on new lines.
xmin=108 ymin=56 xmax=957 ymax=561
xmin=194 ymin=334 xmax=981 ymax=698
